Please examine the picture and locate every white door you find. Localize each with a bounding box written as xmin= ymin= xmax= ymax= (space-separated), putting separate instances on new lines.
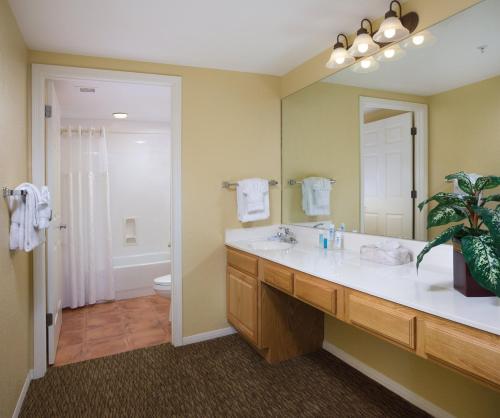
xmin=361 ymin=112 xmax=413 ymax=239
xmin=46 ymin=80 xmax=63 ymax=365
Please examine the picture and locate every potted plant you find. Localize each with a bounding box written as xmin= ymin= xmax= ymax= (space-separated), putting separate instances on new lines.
xmin=416 ymin=172 xmax=500 ymax=297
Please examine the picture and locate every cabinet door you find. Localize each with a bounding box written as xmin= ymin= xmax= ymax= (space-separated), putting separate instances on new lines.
xmin=227 ymin=266 xmax=258 ymax=344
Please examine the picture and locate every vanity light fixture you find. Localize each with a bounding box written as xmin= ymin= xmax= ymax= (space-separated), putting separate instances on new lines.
xmin=352 ymin=56 xmax=380 ymax=73
xmin=402 ymin=30 xmax=436 ymax=49
xmin=348 ymin=19 xmax=380 ymax=57
xmin=373 ymin=1 xmax=409 ymax=43
xmin=326 ymin=34 xmax=355 ymax=69
xmin=112 ymin=112 xmax=128 ymax=119
xmin=376 ymin=44 xmax=406 ymax=62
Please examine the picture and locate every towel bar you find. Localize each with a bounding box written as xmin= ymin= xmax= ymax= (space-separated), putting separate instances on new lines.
xmin=222 ymin=179 xmax=278 ymax=189
xmin=2 ymin=187 xmax=27 ymax=198
xmin=288 ymin=178 xmax=336 ymax=186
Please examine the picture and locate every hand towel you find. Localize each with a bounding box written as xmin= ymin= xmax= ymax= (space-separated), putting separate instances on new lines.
xmin=302 ymin=177 xmax=332 ymax=216
xmin=237 ymin=178 xmax=270 ymax=223
xmin=8 ymin=183 xmax=45 ymax=251
xmin=35 ymin=186 xmax=52 ymax=229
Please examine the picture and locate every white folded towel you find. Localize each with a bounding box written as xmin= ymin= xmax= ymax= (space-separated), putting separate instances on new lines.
xmin=237 ymin=178 xmax=270 ymax=223
xmin=360 ymin=240 xmax=413 ymax=266
xmin=35 ymin=186 xmax=52 ymax=229
xmin=302 ymin=177 xmax=332 ymax=216
xmin=8 ymin=183 xmax=49 ymax=252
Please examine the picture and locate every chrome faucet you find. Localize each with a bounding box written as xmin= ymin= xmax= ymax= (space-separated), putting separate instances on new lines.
xmin=271 ymin=226 xmax=297 ymax=244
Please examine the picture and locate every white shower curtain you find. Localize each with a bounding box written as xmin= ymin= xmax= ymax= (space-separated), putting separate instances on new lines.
xmin=61 ymin=126 xmax=115 ymax=308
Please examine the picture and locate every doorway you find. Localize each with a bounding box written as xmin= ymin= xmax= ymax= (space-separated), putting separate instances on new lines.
xmin=31 ymin=65 xmax=182 ymax=378
xmin=359 ymin=97 xmax=428 ymax=241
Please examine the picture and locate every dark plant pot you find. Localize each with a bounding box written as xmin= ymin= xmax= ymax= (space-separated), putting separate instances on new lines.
xmin=452 ymin=239 xmax=494 ymax=297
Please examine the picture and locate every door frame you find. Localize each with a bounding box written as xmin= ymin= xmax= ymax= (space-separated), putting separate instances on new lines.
xmin=31 ymin=64 xmax=183 ymax=378
xmin=359 ymin=96 xmax=428 ymax=241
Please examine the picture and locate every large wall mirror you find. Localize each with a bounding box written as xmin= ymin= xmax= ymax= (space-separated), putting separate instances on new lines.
xmin=282 ymin=0 xmax=500 ymax=241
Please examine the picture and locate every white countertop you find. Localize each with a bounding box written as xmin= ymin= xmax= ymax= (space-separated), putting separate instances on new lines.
xmin=225 ymin=226 xmax=500 ymax=336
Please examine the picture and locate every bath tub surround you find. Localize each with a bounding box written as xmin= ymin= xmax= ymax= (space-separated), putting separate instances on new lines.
xmin=113 ymin=252 xmax=170 ymax=300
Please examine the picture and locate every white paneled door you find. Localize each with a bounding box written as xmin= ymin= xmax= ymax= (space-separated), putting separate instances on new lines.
xmin=361 ymin=112 xmax=414 ymax=239
xmin=46 ymin=80 xmax=63 ymax=365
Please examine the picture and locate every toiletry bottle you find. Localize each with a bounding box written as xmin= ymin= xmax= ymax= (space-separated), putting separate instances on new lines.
xmin=328 ymin=225 xmax=336 ymax=250
xmin=334 ymin=223 xmax=345 ymax=250
xmin=319 ymin=232 xmax=324 ymax=248
xmin=323 ymin=236 xmax=328 ymax=249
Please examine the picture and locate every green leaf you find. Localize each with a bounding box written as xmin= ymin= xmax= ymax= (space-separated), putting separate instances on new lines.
xmin=481 ymin=194 xmax=500 ymax=204
xmin=427 ymin=204 xmax=467 ymax=228
xmin=472 ymin=206 xmax=500 ymax=250
xmin=416 ymin=225 xmax=464 ymax=270
xmin=445 ymin=172 xmax=474 ymax=195
xmin=417 ymin=192 xmax=471 ymax=212
xmin=474 ymin=176 xmax=500 ymax=192
xmin=461 ymin=235 xmax=500 ymax=296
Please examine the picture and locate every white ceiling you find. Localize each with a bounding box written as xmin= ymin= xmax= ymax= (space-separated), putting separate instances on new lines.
xmin=10 ymin=0 xmax=393 ymax=75
xmin=54 ymin=79 xmax=171 ymax=122
xmin=324 ymin=0 xmax=500 ymax=96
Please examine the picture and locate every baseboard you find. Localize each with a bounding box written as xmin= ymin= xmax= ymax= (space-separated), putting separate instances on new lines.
xmin=322 ymin=341 xmax=453 ymax=418
xmin=12 ymin=369 xmax=33 ymax=418
xmin=182 ymin=326 xmax=236 ymax=345
xmin=115 ymin=287 xmax=155 ymax=300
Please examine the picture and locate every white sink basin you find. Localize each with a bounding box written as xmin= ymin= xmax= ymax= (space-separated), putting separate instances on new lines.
xmin=249 ymin=240 xmax=293 ymax=251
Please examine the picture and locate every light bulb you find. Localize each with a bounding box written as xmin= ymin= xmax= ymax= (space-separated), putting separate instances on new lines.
xmin=335 ymin=56 xmax=345 ymax=65
xmin=361 ymin=59 xmax=371 ymax=69
xmin=358 ymin=43 xmax=369 ymax=54
xmin=384 ymin=48 xmax=395 ymax=59
xmin=412 ymin=35 xmax=425 ymax=46
xmin=384 ymin=28 xmax=396 ymax=39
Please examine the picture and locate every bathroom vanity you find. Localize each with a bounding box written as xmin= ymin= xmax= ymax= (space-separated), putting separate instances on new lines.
xmin=225 ymin=229 xmax=500 ymax=390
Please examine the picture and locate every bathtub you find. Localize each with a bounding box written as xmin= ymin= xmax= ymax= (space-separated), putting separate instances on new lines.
xmin=113 ymin=252 xmax=171 ymax=300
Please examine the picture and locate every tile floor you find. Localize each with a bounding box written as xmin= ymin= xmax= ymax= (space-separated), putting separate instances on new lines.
xmin=54 ymin=295 xmax=171 ymax=366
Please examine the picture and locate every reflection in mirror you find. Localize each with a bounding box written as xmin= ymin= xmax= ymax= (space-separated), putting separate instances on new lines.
xmin=281 ymin=0 xmax=500 ymax=241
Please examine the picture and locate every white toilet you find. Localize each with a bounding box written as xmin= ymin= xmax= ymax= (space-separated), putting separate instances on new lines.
xmin=153 ymin=274 xmax=172 ymax=322
xmin=153 ymin=274 xmax=172 ymax=298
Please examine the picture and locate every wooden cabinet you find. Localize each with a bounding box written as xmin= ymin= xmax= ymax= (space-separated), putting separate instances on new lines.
xmin=346 ymin=291 xmax=416 ymax=350
xmin=227 ymin=248 xmax=258 ymax=276
xmin=227 ymin=266 xmax=258 ymax=345
xmin=294 ymin=272 xmax=344 ymax=319
xmin=419 ymin=319 xmax=500 ymax=388
xmin=261 ymin=260 xmax=294 ymax=294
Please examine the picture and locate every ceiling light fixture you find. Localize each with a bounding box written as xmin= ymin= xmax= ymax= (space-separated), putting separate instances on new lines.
xmin=373 ymin=1 xmax=409 ymax=43
xmin=326 ymin=34 xmax=355 ymax=69
xmin=112 ymin=112 xmax=128 ymax=119
xmin=348 ymin=19 xmax=380 ymax=58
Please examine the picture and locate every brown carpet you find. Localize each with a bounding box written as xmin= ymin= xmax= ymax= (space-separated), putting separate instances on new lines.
xmin=20 ymin=334 xmax=430 ymax=417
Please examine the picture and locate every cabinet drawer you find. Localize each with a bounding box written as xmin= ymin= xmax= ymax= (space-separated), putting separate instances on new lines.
xmin=262 ymin=261 xmax=294 ymax=294
xmin=423 ymin=321 xmax=500 ymax=387
xmin=227 ymin=248 xmax=258 ymax=276
xmin=347 ymin=293 xmax=416 ymax=349
xmin=294 ymin=273 xmax=338 ymax=316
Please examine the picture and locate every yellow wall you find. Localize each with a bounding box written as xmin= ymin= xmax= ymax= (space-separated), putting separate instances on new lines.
xmin=28 ymin=51 xmax=282 ymax=337
xmin=280 ymin=0 xmax=481 ymax=98
xmin=282 ymin=82 xmax=426 ymax=228
xmin=0 ymin=0 xmax=30 ymax=416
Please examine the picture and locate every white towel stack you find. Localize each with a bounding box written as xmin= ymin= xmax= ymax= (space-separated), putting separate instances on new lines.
xmin=8 ymin=183 xmax=52 ymax=252
xmin=360 ymin=240 xmax=413 ymax=266
xmin=302 ymin=177 xmax=332 ymax=216
xmin=237 ymin=178 xmax=270 ymax=223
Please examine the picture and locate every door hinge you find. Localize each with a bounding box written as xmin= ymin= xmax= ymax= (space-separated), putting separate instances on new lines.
xmin=45 ymin=105 xmax=52 ymax=118
xmin=46 ymin=313 xmax=53 ymax=327
xmin=411 ymin=126 xmax=417 ymax=136
xmin=411 ymin=190 xmax=417 ymax=199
